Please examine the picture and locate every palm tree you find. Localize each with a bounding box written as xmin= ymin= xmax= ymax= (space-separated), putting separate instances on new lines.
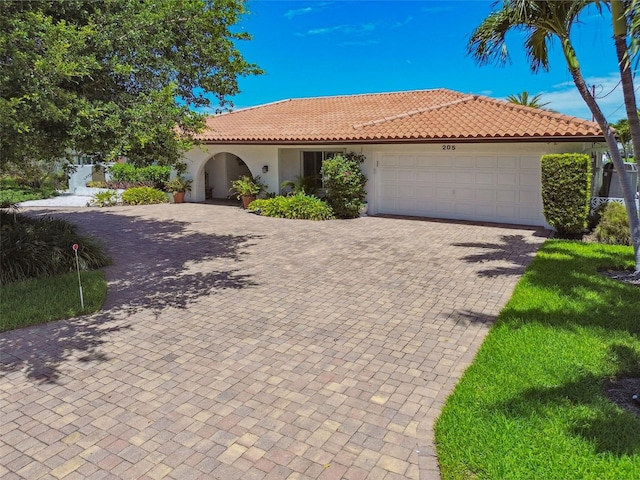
xmin=613 ymin=2 xmax=640 ymax=164
xmin=506 ymin=91 xmax=551 ymax=109
xmin=468 ymin=0 xmax=640 ymax=274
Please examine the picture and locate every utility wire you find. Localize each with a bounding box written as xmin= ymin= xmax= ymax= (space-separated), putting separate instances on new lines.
xmin=606 ymin=83 xmax=640 ymax=118
xmin=595 ymin=79 xmax=622 ymax=99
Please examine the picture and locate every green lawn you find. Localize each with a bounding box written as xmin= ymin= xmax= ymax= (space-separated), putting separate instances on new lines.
xmin=1 ymin=270 xmax=108 ymax=333
xmin=435 ymin=240 xmax=640 ymax=480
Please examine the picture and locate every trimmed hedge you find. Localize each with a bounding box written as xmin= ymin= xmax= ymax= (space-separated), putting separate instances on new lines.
xmin=541 ymin=153 xmax=591 ymax=238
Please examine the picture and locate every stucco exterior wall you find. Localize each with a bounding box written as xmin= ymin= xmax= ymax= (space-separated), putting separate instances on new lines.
xmin=183 ymin=142 xmax=599 ymax=210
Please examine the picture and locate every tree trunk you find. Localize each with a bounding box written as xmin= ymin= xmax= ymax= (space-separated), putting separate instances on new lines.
xmin=611 ymin=0 xmax=640 ymax=273
xmin=568 ymin=65 xmax=640 ymax=273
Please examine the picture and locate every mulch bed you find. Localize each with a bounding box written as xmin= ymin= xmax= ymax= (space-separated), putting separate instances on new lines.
xmin=599 ymin=269 xmax=640 ymax=287
xmin=604 ymin=378 xmax=640 ymax=418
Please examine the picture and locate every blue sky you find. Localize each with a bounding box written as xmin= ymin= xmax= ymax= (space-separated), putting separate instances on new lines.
xmin=223 ymin=0 xmax=632 ymax=122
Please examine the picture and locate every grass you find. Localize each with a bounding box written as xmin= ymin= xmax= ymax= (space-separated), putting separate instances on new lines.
xmin=435 ymin=240 xmax=640 ymax=480
xmin=0 ymin=270 xmax=108 ymax=333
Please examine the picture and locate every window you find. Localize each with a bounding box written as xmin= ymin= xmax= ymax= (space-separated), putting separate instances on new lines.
xmin=302 ymin=151 xmax=342 ymax=188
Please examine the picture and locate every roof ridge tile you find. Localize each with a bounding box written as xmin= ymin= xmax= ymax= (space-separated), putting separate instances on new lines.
xmin=353 ymin=95 xmax=475 ymax=129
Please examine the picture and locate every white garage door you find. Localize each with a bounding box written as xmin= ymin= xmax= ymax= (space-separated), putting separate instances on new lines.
xmin=377 ymin=153 xmax=545 ymax=226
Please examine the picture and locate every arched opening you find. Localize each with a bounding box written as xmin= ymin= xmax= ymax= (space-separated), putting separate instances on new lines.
xmin=203 ymin=152 xmax=252 ymax=200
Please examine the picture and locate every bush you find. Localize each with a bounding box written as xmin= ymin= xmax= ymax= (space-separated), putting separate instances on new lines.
xmin=249 ymin=192 xmax=335 ymax=220
xmin=140 ymin=165 xmax=171 ymax=189
xmin=109 ymin=163 xmax=139 ymax=182
xmin=594 ymin=201 xmax=631 ymax=245
xmin=0 ymin=211 xmax=111 ymax=284
xmin=121 ymin=186 xmax=168 ymax=205
xmin=320 ymin=152 xmax=367 ymax=219
xmin=90 ymin=190 xmax=119 ymax=207
xmin=108 ymin=164 xmax=171 ymax=189
xmin=0 ymin=177 xmax=59 ymax=207
xmin=541 ymin=153 xmax=591 ymax=238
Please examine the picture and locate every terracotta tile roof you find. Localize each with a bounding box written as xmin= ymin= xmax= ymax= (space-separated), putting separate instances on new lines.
xmin=197 ymin=88 xmax=603 ymax=144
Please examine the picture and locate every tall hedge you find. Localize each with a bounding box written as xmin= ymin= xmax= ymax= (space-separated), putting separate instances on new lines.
xmin=541 ymin=153 xmax=591 ymax=238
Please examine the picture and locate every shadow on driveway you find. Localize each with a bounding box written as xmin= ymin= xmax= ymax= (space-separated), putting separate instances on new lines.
xmin=0 ymin=208 xmax=260 ymax=383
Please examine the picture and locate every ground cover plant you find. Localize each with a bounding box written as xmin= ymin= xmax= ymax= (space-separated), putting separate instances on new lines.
xmin=435 ymin=240 xmax=640 ymax=479
xmin=1 ymin=270 xmax=107 ymax=333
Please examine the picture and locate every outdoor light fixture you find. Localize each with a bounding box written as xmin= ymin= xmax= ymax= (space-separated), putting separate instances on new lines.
xmin=262 ymin=165 xmax=269 ymax=173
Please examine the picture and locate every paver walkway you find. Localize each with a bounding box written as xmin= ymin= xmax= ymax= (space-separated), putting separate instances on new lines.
xmin=1 ymin=204 xmax=548 ymax=479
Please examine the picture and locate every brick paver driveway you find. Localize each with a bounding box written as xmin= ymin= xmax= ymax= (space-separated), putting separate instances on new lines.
xmin=1 ymin=204 xmax=548 ymax=479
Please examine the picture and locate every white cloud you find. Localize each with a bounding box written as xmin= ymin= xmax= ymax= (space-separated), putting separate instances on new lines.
xmin=284 ymin=2 xmax=332 ymax=20
xmin=285 ymin=7 xmax=313 ymax=19
xmin=302 ymin=25 xmax=348 ymax=35
xmin=297 ymin=22 xmax=376 ymax=36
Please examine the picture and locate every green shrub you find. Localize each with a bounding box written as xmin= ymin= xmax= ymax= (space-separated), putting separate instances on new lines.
xmin=109 ymin=163 xmax=139 ymax=182
xmin=139 ymin=165 xmax=171 ymax=189
xmin=320 ymin=152 xmax=367 ymax=219
xmin=0 ymin=179 xmax=59 ymax=207
xmin=90 ymin=190 xmax=119 ymax=207
xmin=541 ymin=153 xmax=591 ymax=238
xmin=594 ymin=201 xmax=631 ymax=245
xmin=108 ymin=164 xmax=171 ymax=189
xmin=249 ymin=192 xmax=335 ymax=220
xmin=0 ymin=212 xmax=111 ymax=284
xmin=121 ymin=186 xmax=168 ymax=205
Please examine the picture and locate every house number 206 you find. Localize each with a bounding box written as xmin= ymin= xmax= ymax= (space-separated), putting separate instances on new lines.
xmin=442 ymin=144 xmax=456 ymax=150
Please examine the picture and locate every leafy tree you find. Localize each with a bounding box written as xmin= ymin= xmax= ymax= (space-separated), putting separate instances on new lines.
xmin=0 ymin=0 xmax=261 ymax=171
xmin=506 ymin=91 xmax=551 ymax=109
xmin=468 ymin=0 xmax=640 ymax=274
xmin=612 ymin=118 xmax=632 ymax=158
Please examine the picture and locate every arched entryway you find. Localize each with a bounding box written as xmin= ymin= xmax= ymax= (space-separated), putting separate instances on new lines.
xmin=203 ymin=152 xmax=252 ymax=199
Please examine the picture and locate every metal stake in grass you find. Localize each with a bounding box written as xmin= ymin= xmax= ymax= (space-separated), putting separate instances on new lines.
xmin=72 ymin=243 xmax=84 ymax=309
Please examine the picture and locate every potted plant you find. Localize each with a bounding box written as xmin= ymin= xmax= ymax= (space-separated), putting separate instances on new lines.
xmin=164 ymin=176 xmax=192 ymax=203
xmin=230 ymin=175 xmax=266 ymax=209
